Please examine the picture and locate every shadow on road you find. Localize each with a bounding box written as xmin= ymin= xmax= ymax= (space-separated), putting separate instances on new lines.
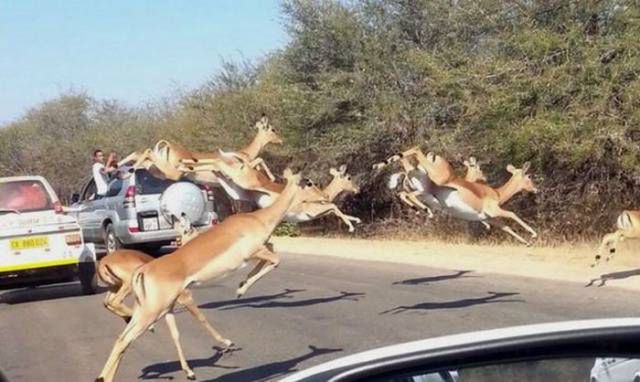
xmin=218 ymin=291 xmax=365 ymax=310
xmin=139 ymin=347 xmax=241 ymax=380
xmin=198 ymin=288 xmax=307 ymax=310
xmin=392 ymin=270 xmax=479 ymax=286
xmin=380 ymin=291 xmax=523 ymax=315
xmin=0 ymin=283 xmax=107 ymax=305
xmin=202 ymin=345 xmax=343 ymax=382
xmin=585 ymin=268 xmax=640 ymax=287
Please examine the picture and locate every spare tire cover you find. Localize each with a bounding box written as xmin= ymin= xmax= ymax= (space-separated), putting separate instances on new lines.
xmin=159 ymin=182 xmax=206 ymax=224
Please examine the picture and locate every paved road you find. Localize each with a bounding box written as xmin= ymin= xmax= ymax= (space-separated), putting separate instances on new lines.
xmin=1 ymin=252 xmax=639 ymax=381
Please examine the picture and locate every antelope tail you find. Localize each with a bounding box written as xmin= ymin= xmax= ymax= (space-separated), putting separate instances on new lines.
xmin=387 ymin=172 xmax=405 ymax=189
xmin=153 ymin=140 xmax=172 ymax=161
xmin=616 ymin=211 xmax=633 ymax=231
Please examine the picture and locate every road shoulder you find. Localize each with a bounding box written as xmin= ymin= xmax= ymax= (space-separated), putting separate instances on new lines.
xmin=271 ymin=236 xmax=640 ymax=291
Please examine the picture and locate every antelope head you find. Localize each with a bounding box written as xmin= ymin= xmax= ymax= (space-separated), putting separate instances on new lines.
xmin=463 ymin=156 xmax=487 ymax=183
xmin=328 ymin=164 xmax=360 ymax=196
xmin=506 ymin=162 xmax=538 ymax=194
xmin=255 ymin=114 xmax=283 ymax=146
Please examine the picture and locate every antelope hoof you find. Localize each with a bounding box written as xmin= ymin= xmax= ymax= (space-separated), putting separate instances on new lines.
xmin=354 ymin=218 xmax=362 ymax=224
xmin=221 ymin=339 xmax=234 ymax=349
xmin=123 ymin=315 xmax=132 ymax=324
xmin=149 ymin=324 xmax=156 ymax=333
xmin=348 ymin=225 xmax=355 ymax=233
xmin=95 ymin=378 xmax=105 ymax=382
xmin=186 ymin=370 xmax=196 ymax=380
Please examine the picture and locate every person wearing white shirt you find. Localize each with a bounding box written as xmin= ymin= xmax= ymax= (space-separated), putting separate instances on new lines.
xmin=92 ymin=149 xmax=117 ymax=198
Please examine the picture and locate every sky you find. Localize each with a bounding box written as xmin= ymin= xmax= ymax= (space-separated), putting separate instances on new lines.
xmin=0 ymin=0 xmax=288 ymax=124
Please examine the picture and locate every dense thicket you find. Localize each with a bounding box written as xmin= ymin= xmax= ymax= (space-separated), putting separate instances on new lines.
xmin=2 ymin=0 xmax=639 ymax=242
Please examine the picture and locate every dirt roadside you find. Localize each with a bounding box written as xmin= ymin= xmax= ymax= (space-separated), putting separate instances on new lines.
xmin=270 ymin=236 xmax=640 ymax=291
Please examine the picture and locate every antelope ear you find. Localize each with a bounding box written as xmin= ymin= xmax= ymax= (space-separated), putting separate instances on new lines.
xmin=506 ymin=164 xmax=516 ymax=174
xmin=463 ymin=160 xmax=470 ymax=167
xmin=338 ymin=164 xmax=347 ymax=174
xmin=469 ymin=156 xmax=477 ymax=165
xmin=260 ymin=114 xmax=269 ymax=125
xmin=522 ymin=161 xmax=531 ymax=173
xmin=329 ymin=167 xmax=339 ymax=176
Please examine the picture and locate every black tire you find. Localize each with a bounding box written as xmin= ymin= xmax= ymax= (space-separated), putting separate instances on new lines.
xmin=104 ymin=223 xmax=123 ymax=255
xmin=78 ymin=261 xmax=98 ymax=295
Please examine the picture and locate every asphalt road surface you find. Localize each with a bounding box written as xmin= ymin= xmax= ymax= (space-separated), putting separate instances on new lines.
xmin=1 ymin=252 xmax=639 ymax=381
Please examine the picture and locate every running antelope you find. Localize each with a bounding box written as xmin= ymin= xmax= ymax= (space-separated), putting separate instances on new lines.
xmin=95 ymin=169 xmax=312 ymax=382
xmin=593 ymin=210 xmax=640 ymax=266
xmin=118 ymin=115 xmax=282 ymax=181
xmin=378 ymin=149 xmax=538 ymax=245
xmin=385 ymin=154 xmax=487 ymax=219
xmin=97 ymin=215 xmax=200 ymax=325
xmin=182 ymin=161 xmax=362 ymax=231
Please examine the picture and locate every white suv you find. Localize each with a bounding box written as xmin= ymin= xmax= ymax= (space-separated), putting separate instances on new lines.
xmin=0 ymin=176 xmax=97 ymax=294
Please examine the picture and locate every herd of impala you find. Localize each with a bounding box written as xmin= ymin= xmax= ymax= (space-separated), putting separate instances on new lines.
xmin=93 ymin=115 xmax=640 ymax=381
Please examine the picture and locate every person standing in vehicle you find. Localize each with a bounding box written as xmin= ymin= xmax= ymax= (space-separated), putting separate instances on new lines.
xmin=92 ymin=149 xmax=117 ymax=198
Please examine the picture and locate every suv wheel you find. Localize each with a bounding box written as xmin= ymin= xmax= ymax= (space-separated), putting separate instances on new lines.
xmin=104 ymin=223 xmax=123 ymax=255
xmin=78 ymin=261 xmax=98 ymax=295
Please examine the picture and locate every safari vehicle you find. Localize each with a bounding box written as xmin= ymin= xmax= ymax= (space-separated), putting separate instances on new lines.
xmin=281 ymin=319 xmax=640 ymax=382
xmin=0 ymin=176 xmax=97 ymax=295
xmin=70 ymin=168 xmax=218 ymax=255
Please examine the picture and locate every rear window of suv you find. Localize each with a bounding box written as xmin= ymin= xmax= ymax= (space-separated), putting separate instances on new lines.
xmin=0 ymin=180 xmax=53 ymax=212
xmin=135 ymin=169 xmax=176 ymax=195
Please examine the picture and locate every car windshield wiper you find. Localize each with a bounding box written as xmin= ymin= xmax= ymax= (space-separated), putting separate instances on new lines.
xmin=0 ymin=209 xmax=21 ymax=215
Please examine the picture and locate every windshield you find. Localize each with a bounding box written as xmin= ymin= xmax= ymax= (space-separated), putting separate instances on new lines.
xmin=0 ymin=180 xmax=53 ymax=213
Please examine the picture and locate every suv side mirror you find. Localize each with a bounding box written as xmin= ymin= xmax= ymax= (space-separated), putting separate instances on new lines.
xmin=71 ymin=193 xmax=80 ymax=204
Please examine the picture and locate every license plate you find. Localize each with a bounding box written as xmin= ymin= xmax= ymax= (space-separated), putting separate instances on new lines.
xmin=10 ymin=236 xmax=50 ymax=250
xmin=142 ymin=217 xmax=159 ymax=231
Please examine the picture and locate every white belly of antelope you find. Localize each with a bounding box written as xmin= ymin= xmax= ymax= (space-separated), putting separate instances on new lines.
xmin=438 ymin=190 xmax=486 ymax=221
xmin=285 ymin=212 xmax=312 ymax=223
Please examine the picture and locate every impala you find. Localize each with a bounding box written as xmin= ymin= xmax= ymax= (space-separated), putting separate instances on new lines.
xmin=97 ymin=214 xmax=279 ymax=374
xmin=385 ymin=153 xmax=488 ymax=219
xmin=95 ymin=169 xmax=312 ymax=382
xmin=117 ymin=114 xmax=282 ymax=181
xmin=182 ymin=161 xmax=363 ymax=232
xmin=593 ymin=210 xmax=640 ymax=266
xmin=378 ymin=148 xmax=538 ymax=245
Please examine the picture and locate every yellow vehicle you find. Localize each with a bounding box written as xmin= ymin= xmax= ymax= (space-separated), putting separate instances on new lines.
xmin=0 ymin=176 xmax=97 ymax=294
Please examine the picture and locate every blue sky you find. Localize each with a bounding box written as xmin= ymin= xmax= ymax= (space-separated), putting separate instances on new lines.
xmin=0 ymin=0 xmax=287 ymax=124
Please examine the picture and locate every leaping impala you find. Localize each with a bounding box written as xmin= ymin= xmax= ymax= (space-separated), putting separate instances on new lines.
xmin=181 ymin=161 xmax=363 ymax=232
xmin=593 ymin=210 xmax=640 ymax=267
xmin=378 ymin=149 xmax=538 ymax=245
xmin=99 ymin=214 xmax=277 ymax=322
xmin=117 ymin=114 xmax=282 ymax=181
xmin=384 ymin=152 xmax=488 ymax=219
xmin=95 ymin=168 xmax=313 ymax=382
